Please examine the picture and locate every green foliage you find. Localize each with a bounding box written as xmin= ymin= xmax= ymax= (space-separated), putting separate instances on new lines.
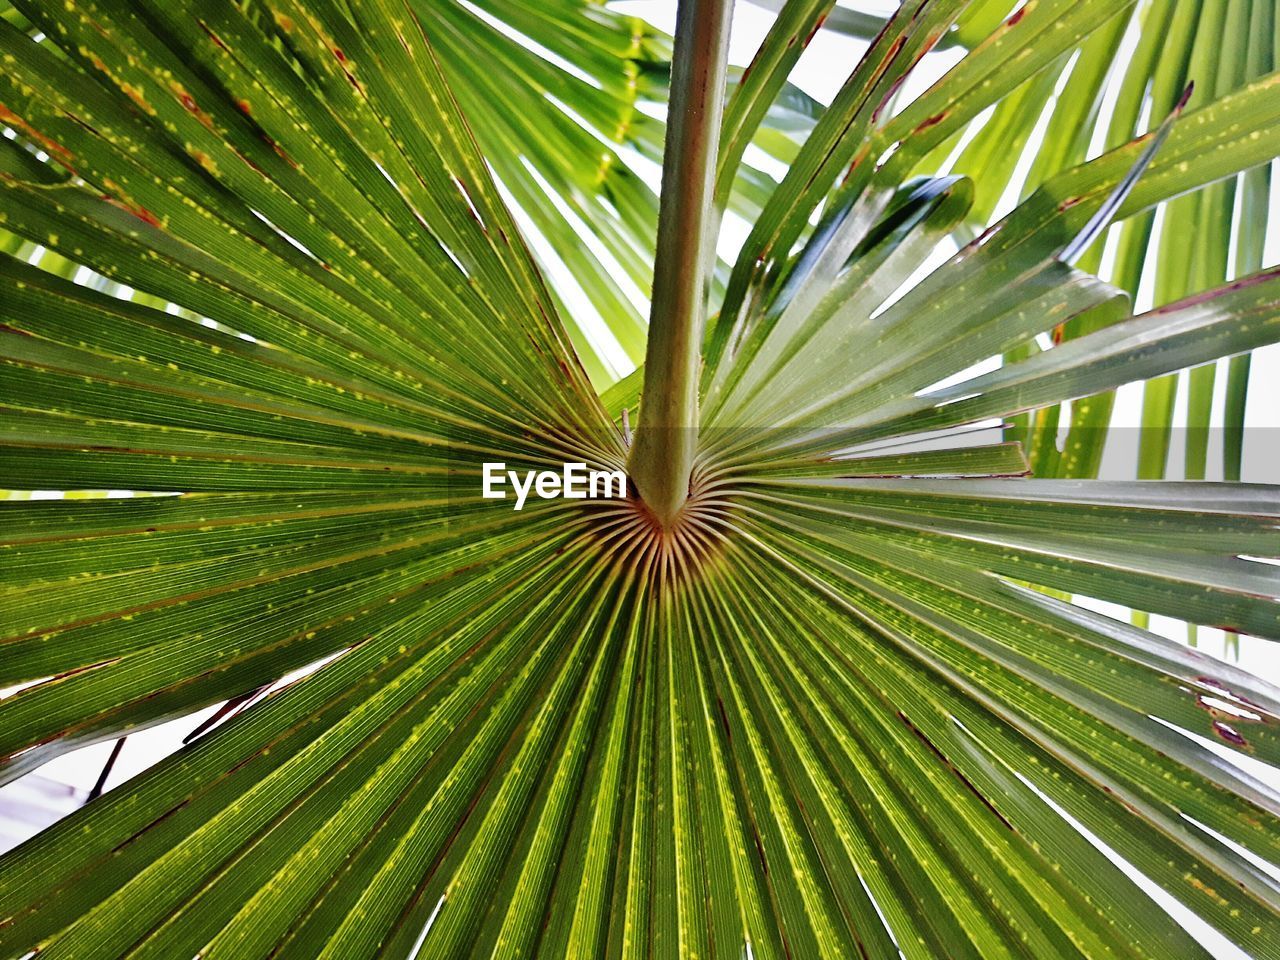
xmin=1 ymin=1 xmax=1279 ymax=958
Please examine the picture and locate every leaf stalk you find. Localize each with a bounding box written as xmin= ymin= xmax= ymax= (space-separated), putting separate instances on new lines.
xmin=628 ymin=0 xmax=734 ymax=527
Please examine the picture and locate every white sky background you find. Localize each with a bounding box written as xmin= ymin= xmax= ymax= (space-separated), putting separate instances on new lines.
xmin=3 ymin=3 xmax=1280 ymax=955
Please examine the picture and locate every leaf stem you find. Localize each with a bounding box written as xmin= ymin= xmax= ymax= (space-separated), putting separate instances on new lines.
xmin=628 ymin=0 xmax=734 ymax=526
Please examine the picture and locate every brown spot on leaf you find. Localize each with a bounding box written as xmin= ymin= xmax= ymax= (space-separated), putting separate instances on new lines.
xmin=0 ymin=103 xmax=77 ymax=170
xmin=129 ymin=205 xmax=162 ymax=228
xmin=807 ymin=14 xmax=827 ymax=44
xmin=715 ymin=696 xmax=732 ymax=741
xmin=99 ymin=180 xmax=160 ymax=226
xmin=872 ymin=76 xmax=907 ymax=122
xmin=121 ymin=83 xmax=157 ymax=116
xmin=172 ymin=84 xmax=216 ymax=131
xmin=749 ymin=823 xmax=768 ymax=873
xmin=845 ymin=142 xmax=871 ymax=180
xmin=913 ymin=112 xmax=947 ymax=135
xmin=264 ymin=136 xmax=297 ymax=169
xmin=201 ymin=25 xmax=229 ymax=52
xmin=1212 ymin=721 xmax=1249 ymax=748
xmin=1151 ymin=267 xmax=1280 ymax=314
xmin=188 ymin=148 xmax=218 ymax=175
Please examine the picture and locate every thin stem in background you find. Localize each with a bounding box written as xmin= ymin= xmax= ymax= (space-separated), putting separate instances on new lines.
xmin=87 ymin=737 xmax=126 ymax=802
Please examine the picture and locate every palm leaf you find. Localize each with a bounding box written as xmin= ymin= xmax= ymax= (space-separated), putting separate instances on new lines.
xmin=906 ymin=0 xmax=1278 ymax=483
xmin=790 ymin=0 xmax=1277 ymax=483
xmin=2 ymin=1 xmax=1279 ymax=958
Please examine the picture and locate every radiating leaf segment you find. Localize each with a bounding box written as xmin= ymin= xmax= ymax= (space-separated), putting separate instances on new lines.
xmin=0 ymin=0 xmax=1278 ymax=957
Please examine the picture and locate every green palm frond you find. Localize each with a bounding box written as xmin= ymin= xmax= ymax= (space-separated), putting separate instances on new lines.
xmin=2 ymin=1 xmax=1279 ymax=958
xmin=401 ymin=0 xmax=821 ymax=386
xmin=933 ymin=0 xmax=1276 ymax=482
xmin=770 ymin=0 xmax=1276 ymax=483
